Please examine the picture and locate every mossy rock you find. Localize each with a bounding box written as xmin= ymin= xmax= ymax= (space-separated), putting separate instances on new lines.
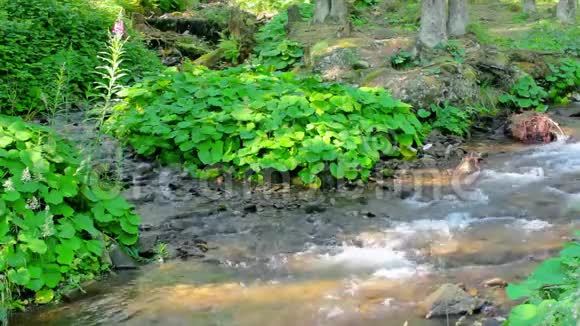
xmin=509 ymin=50 xmax=551 ymax=79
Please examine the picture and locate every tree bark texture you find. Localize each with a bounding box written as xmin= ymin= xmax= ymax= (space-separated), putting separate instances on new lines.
xmin=523 ymin=0 xmax=537 ymax=13
xmin=557 ymin=0 xmax=577 ymax=23
xmin=420 ymin=0 xmax=448 ymax=47
xmin=448 ymin=0 xmax=469 ymax=37
xmin=313 ymin=0 xmax=348 ymax=24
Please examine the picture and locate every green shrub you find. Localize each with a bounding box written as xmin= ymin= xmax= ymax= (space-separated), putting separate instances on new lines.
xmin=0 ymin=0 xmax=162 ymax=115
xmin=116 ymin=0 xmax=195 ymax=14
xmin=509 ymin=22 xmax=580 ymax=56
xmin=543 ymin=59 xmax=580 ymax=103
xmin=0 ymin=115 xmax=141 ymax=309
xmin=233 ymin=0 xmax=302 ymax=14
xmin=218 ymin=33 xmax=242 ymax=64
xmin=436 ymin=40 xmax=465 ymax=63
xmin=253 ymin=3 xmax=313 ymax=71
xmin=499 ymin=76 xmax=548 ymax=111
xmin=505 ymin=232 xmax=579 ymax=326
xmin=106 ymin=66 xmax=424 ymax=184
xmin=417 ymin=104 xmax=472 ymax=136
xmin=390 ymin=50 xmax=418 ymax=70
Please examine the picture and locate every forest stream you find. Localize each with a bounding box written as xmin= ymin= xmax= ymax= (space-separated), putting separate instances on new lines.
xmin=9 ymin=104 xmax=580 ymax=325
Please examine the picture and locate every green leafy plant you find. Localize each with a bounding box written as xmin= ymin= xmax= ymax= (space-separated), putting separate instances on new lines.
xmin=499 ymin=76 xmax=548 ymax=111
xmin=505 ymin=232 xmax=579 ymax=326
xmin=153 ymin=243 xmax=169 ymax=263
xmin=0 ymin=115 xmax=141 ymax=310
xmin=106 ymin=66 xmax=424 ymax=185
xmin=0 ymin=0 xmax=161 ymax=115
xmin=353 ymin=0 xmax=382 ymax=8
xmin=543 ymin=59 xmax=580 ymax=104
xmin=219 ymin=33 xmax=242 ymax=65
xmin=437 ymin=40 xmax=465 ymax=63
xmin=232 ymin=0 xmax=299 ymax=14
xmin=508 ymin=22 xmax=580 ymax=56
xmin=94 ymin=16 xmax=129 ymax=130
xmin=418 ymin=104 xmax=472 ymax=136
xmin=253 ymin=4 xmax=313 ymax=71
xmin=390 ymin=50 xmax=418 ymax=70
xmin=384 ymin=0 xmax=420 ymax=32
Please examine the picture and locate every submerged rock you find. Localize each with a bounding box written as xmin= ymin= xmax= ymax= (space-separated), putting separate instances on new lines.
xmin=109 ymin=245 xmax=139 ymax=270
xmin=423 ymin=283 xmax=483 ymax=319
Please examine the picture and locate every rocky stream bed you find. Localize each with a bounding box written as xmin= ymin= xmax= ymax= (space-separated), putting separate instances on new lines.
xmin=9 ymin=104 xmax=580 ymax=325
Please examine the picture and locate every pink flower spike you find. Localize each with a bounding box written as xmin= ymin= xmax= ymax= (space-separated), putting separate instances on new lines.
xmin=112 ymin=20 xmax=125 ymax=37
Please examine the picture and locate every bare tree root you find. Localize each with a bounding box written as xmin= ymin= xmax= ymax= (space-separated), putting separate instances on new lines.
xmin=508 ymin=112 xmax=566 ymax=144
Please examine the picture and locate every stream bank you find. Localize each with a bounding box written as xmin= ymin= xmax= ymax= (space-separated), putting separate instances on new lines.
xmin=10 ymin=103 xmax=580 ymax=325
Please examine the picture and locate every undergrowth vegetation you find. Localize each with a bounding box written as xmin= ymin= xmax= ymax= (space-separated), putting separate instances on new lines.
xmin=505 ymin=232 xmax=580 ymax=326
xmin=253 ymin=3 xmax=313 ymax=70
xmin=508 ymin=22 xmax=580 ymax=56
xmin=500 ymin=59 xmax=580 ymax=111
xmin=0 ymin=0 xmax=161 ymax=116
xmin=0 ymin=116 xmax=140 ymax=311
xmin=106 ymin=66 xmax=424 ymax=185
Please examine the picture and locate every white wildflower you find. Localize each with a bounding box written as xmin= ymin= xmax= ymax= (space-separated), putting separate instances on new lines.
xmin=42 ymin=207 xmax=55 ymax=237
xmin=26 ymin=196 xmax=40 ymax=210
xmin=2 ymin=179 xmax=14 ymax=191
xmin=21 ymin=167 xmax=32 ymax=182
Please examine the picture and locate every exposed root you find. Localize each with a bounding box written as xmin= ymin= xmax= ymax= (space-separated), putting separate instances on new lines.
xmin=508 ymin=112 xmax=566 ymax=144
xmin=453 ymin=151 xmax=482 ymax=175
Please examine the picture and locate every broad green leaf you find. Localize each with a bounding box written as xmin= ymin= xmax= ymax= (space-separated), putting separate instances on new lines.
xmin=35 ymin=289 xmax=55 ymax=304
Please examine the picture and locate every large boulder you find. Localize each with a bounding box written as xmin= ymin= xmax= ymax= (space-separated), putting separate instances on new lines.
xmin=423 ymin=283 xmax=483 ymax=319
xmin=305 ymin=36 xmax=414 ymax=82
xmin=363 ymin=61 xmax=478 ymax=108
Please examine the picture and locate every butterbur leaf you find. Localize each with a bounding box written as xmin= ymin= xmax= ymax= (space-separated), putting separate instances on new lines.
xmin=58 ymin=222 xmax=76 ymax=239
xmin=559 ymin=242 xmax=580 ymax=258
xmin=26 ymin=239 xmax=48 ymax=254
xmin=417 ymin=109 xmax=431 ymax=118
xmin=8 ymin=267 xmax=31 ymax=285
xmin=119 ymin=233 xmax=138 ymax=246
xmin=86 ymin=240 xmax=104 ymax=255
xmin=73 ymin=214 xmax=100 ymax=236
xmin=506 ymin=283 xmax=534 ymax=300
xmin=55 ymin=244 xmax=75 ymax=265
xmin=120 ymin=218 xmax=139 ymax=234
xmin=45 ymin=190 xmax=64 ymax=205
xmin=35 ymin=289 xmax=55 ymax=304
xmin=508 ymin=304 xmax=538 ymax=325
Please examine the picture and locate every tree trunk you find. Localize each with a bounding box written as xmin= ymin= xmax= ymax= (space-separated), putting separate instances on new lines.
xmin=329 ymin=0 xmax=349 ymax=24
xmin=313 ymin=0 xmax=331 ymax=24
xmin=557 ymin=0 xmax=577 ymax=23
xmin=420 ymin=0 xmax=448 ymax=47
xmin=313 ymin=0 xmax=348 ymax=24
xmin=523 ymin=0 xmax=536 ymax=13
xmin=448 ymin=0 xmax=469 ymax=37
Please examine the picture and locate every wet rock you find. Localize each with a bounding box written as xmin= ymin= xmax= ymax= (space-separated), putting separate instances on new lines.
xmin=135 ymin=162 xmax=154 ymax=175
xmin=109 ymin=245 xmax=139 ymax=269
xmin=482 ymin=278 xmax=508 ymax=288
xmin=361 ymin=210 xmax=377 ymax=218
xmin=304 ymin=204 xmax=326 ymax=214
xmin=423 ymin=283 xmax=483 ymax=319
xmin=244 ymin=204 xmax=258 ymax=213
xmin=62 ymin=280 xmax=98 ymax=302
xmin=138 ymin=233 xmax=159 ymax=256
xmin=139 ymin=223 xmax=154 ymax=231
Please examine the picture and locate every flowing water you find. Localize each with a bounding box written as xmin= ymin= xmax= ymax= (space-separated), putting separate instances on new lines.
xmin=13 ymin=107 xmax=580 ymax=326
